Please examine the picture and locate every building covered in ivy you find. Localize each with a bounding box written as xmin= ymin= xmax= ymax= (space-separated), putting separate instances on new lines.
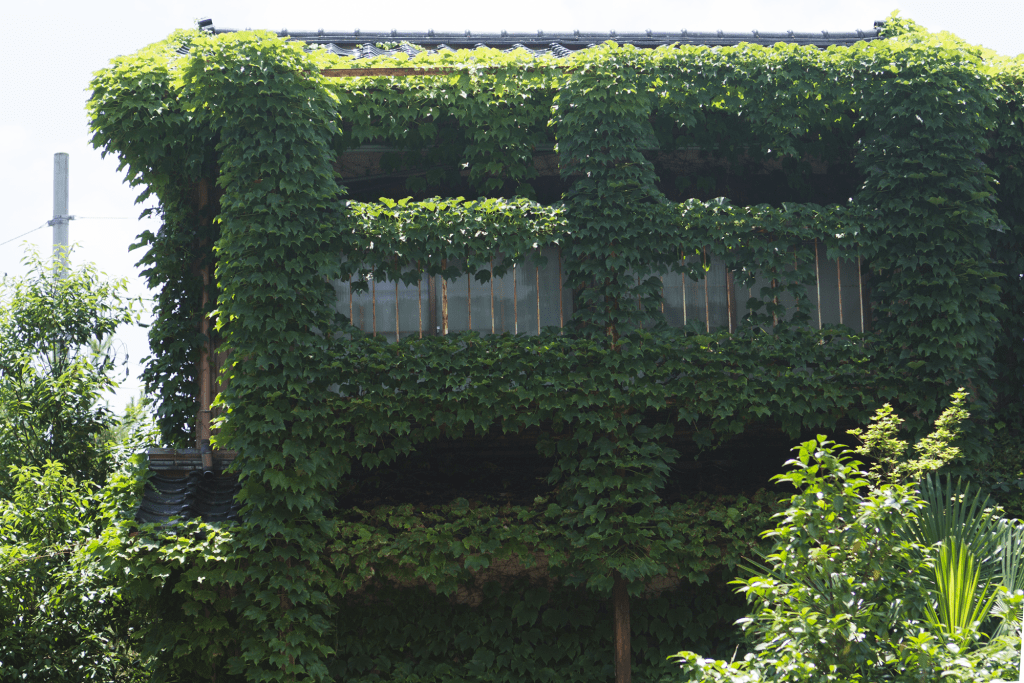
xmin=89 ymin=15 xmax=1024 ymax=683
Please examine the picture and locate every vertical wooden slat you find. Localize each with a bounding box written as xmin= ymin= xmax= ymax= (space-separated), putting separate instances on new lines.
xmin=468 ymin=273 xmax=472 ymax=331
xmin=726 ymin=270 xmax=734 ymax=334
xmin=372 ymin=274 xmax=377 ymax=337
xmin=442 ymin=259 xmax=449 ymax=336
xmin=536 ymin=261 xmax=541 ymax=335
xmin=613 ymin=574 xmax=631 ymax=683
xmin=836 ymin=257 xmax=843 ymax=326
xmin=814 ymin=239 xmax=822 ymax=330
xmin=857 ymin=255 xmax=864 ymax=333
xmin=558 ymin=247 xmax=564 ymax=329
xmin=348 ymin=274 xmax=353 ymax=329
xmin=772 ymin=279 xmax=778 ymax=328
xmin=792 ymin=251 xmax=798 ymax=326
xmin=395 ymin=279 xmax=400 ymax=342
xmin=681 ymin=251 xmax=687 ymax=327
xmin=490 ymin=257 xmax=495 ymax=335
xmin=428 ymin=274 xmax=436 ymax=336
xmin=771 ymin=250 xmax=778 ymax=329
xmin=513 ymin=263 xmax=518 ymax=335
xmin=702 ymin=247 xmax=710 ymax=333
xmin=417 ymin=273 xmax=423 ymax=339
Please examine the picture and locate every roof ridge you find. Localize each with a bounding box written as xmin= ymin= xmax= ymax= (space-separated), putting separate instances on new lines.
xmin=198 ymin=19 xmax=882 ymax=52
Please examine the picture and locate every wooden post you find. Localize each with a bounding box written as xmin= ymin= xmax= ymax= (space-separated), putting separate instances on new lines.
xmin=195 ymin=177 xmax=213 ymax=461
xmin=197 ymin=264 xmax=213 ymax=465
xmin=613 ymin=573 xmax=631 ymax=683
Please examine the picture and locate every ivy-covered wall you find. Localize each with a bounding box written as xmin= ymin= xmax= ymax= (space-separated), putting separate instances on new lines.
xmin=87 ymin=17 xmax=1024 ymax=682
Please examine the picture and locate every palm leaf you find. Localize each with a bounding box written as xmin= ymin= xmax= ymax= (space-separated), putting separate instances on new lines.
xmin=907 ymin=474 xmax=1002 ymax=576
xmin=923 ymin=538 xmax=999 ymax=646
xmin=991 ymin=519 xmax=1024 ymax=638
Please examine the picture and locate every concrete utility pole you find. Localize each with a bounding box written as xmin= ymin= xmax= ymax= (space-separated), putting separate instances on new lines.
xmin=51 ymin=152 xmax=71 ymax=276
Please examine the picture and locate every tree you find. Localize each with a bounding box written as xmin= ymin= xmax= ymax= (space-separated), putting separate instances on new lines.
xmin=0 ymin=251 xmax=140 ymax=490
xmin=0 ymin=252 xmax=154 ymax=680
xmin=0 ymin=458 xmax=151 ymax=681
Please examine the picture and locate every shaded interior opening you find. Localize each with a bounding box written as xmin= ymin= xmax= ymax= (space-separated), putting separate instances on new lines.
xmin=332 ymin=417 xmax=865 ymax=511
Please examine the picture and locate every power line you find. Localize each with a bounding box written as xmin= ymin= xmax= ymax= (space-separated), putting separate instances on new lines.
xmin=0 ymin=222 xmax=49 ymax=248
xmin=76 ymin=216 xmax=161 ymax=220
xmin=1 ymin=214 xmax=162 ymax=248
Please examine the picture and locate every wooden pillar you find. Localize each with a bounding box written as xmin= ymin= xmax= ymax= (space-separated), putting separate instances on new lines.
xmin=197 ymin=263 xmax=213 ymax=473
xmin=613 ymin=573 xmax=631 ymax=683
xmin=194 ymin=177 xmax=214 ymax=467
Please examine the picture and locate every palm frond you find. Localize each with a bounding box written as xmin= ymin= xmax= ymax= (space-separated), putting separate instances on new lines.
xmin=923 ymin=538 xmax=999 ymax=646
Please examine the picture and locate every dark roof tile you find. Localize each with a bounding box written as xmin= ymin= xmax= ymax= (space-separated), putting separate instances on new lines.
xmin=135 ymin=471 xmax=242 ymax=526
xmin=202 ymin=23 xmax=881 ymax=58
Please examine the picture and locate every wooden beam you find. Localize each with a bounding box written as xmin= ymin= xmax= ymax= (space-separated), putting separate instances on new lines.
xmin=320 ymin=66 xmax=565 ymax=78
xmin=321 ymin=68 xmax=454 ymax=77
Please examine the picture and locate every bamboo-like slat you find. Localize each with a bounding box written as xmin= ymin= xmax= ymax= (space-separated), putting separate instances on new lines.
xmin=513 ymin=264 xmax=518 ymax=335
xmin=558 ymin=248 xmax=564 ymax=329
xmin=837 ymin=257 xmax=843 ymax=325
xmin=703 ymin=247 xmax=711 ymax=333
xmin=681 ymin=251 xmax=687 ymax=327
xmin=814 ymin=239 xmax=822 ymax=329
xmin=858 ymin=255 xmax=864 ymax=333
xmin=536 ymin=263 xmax=541 ymax=335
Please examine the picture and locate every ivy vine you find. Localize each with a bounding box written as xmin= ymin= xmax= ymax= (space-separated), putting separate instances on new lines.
xmin=86 ymin=17 xmax=1024 ymax=681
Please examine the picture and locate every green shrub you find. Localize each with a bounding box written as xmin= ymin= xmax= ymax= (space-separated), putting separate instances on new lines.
xmin=0 ymin=458 xmax=149 ymax=682
xmin=674 ymin=398 xmax=1024 ymax=683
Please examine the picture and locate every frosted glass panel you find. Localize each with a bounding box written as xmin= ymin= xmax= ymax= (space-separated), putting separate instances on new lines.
xmin=538 ymin=246 xmax=571 ymax=329
xmin=330 ymin=243 xmax=863 ymax=338
xmin=436 ymin=247 xmax=569 ymax=336
xmin=516 ymin=261 xmax=539 ymax=335
xmin=816 ymin=246 xmax=841 ymax=327
xmin=812 ymin=242 xmax=863 ymax=332
xmin=332 ymin=247 xmax=571 ymax=340
xmin=332 ymin=271 xmax=429 ymax=342
xmin=839 ymin=257 xmax=862 ymax=330
xmin=661 ymin=251 xmax=730 ymax=332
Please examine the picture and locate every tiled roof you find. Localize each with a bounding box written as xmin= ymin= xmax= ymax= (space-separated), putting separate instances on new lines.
xmin=200 ymin=19 xmax=883 ymax=59
xmin=136 ymin=448 xmax=242 ymax=525
xmin=136 ymin=472 xmax=241 ymax=524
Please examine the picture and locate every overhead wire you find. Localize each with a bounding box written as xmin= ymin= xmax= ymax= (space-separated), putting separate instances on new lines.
xmin=0 ymin=215 xmax=160 ymax=248
xmin=0 ymin=222 xmax=49 ymax=248
xmin=75 ymin=216 xmax=161 ymax=220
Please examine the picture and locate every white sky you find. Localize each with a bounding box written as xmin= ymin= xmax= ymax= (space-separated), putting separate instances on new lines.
xmin=1 ymin=0 xmax=1021 ymax=411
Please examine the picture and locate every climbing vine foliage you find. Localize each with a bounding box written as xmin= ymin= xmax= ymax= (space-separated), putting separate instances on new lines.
xmin=87 ymin=17 xmax=1024 ymax=682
